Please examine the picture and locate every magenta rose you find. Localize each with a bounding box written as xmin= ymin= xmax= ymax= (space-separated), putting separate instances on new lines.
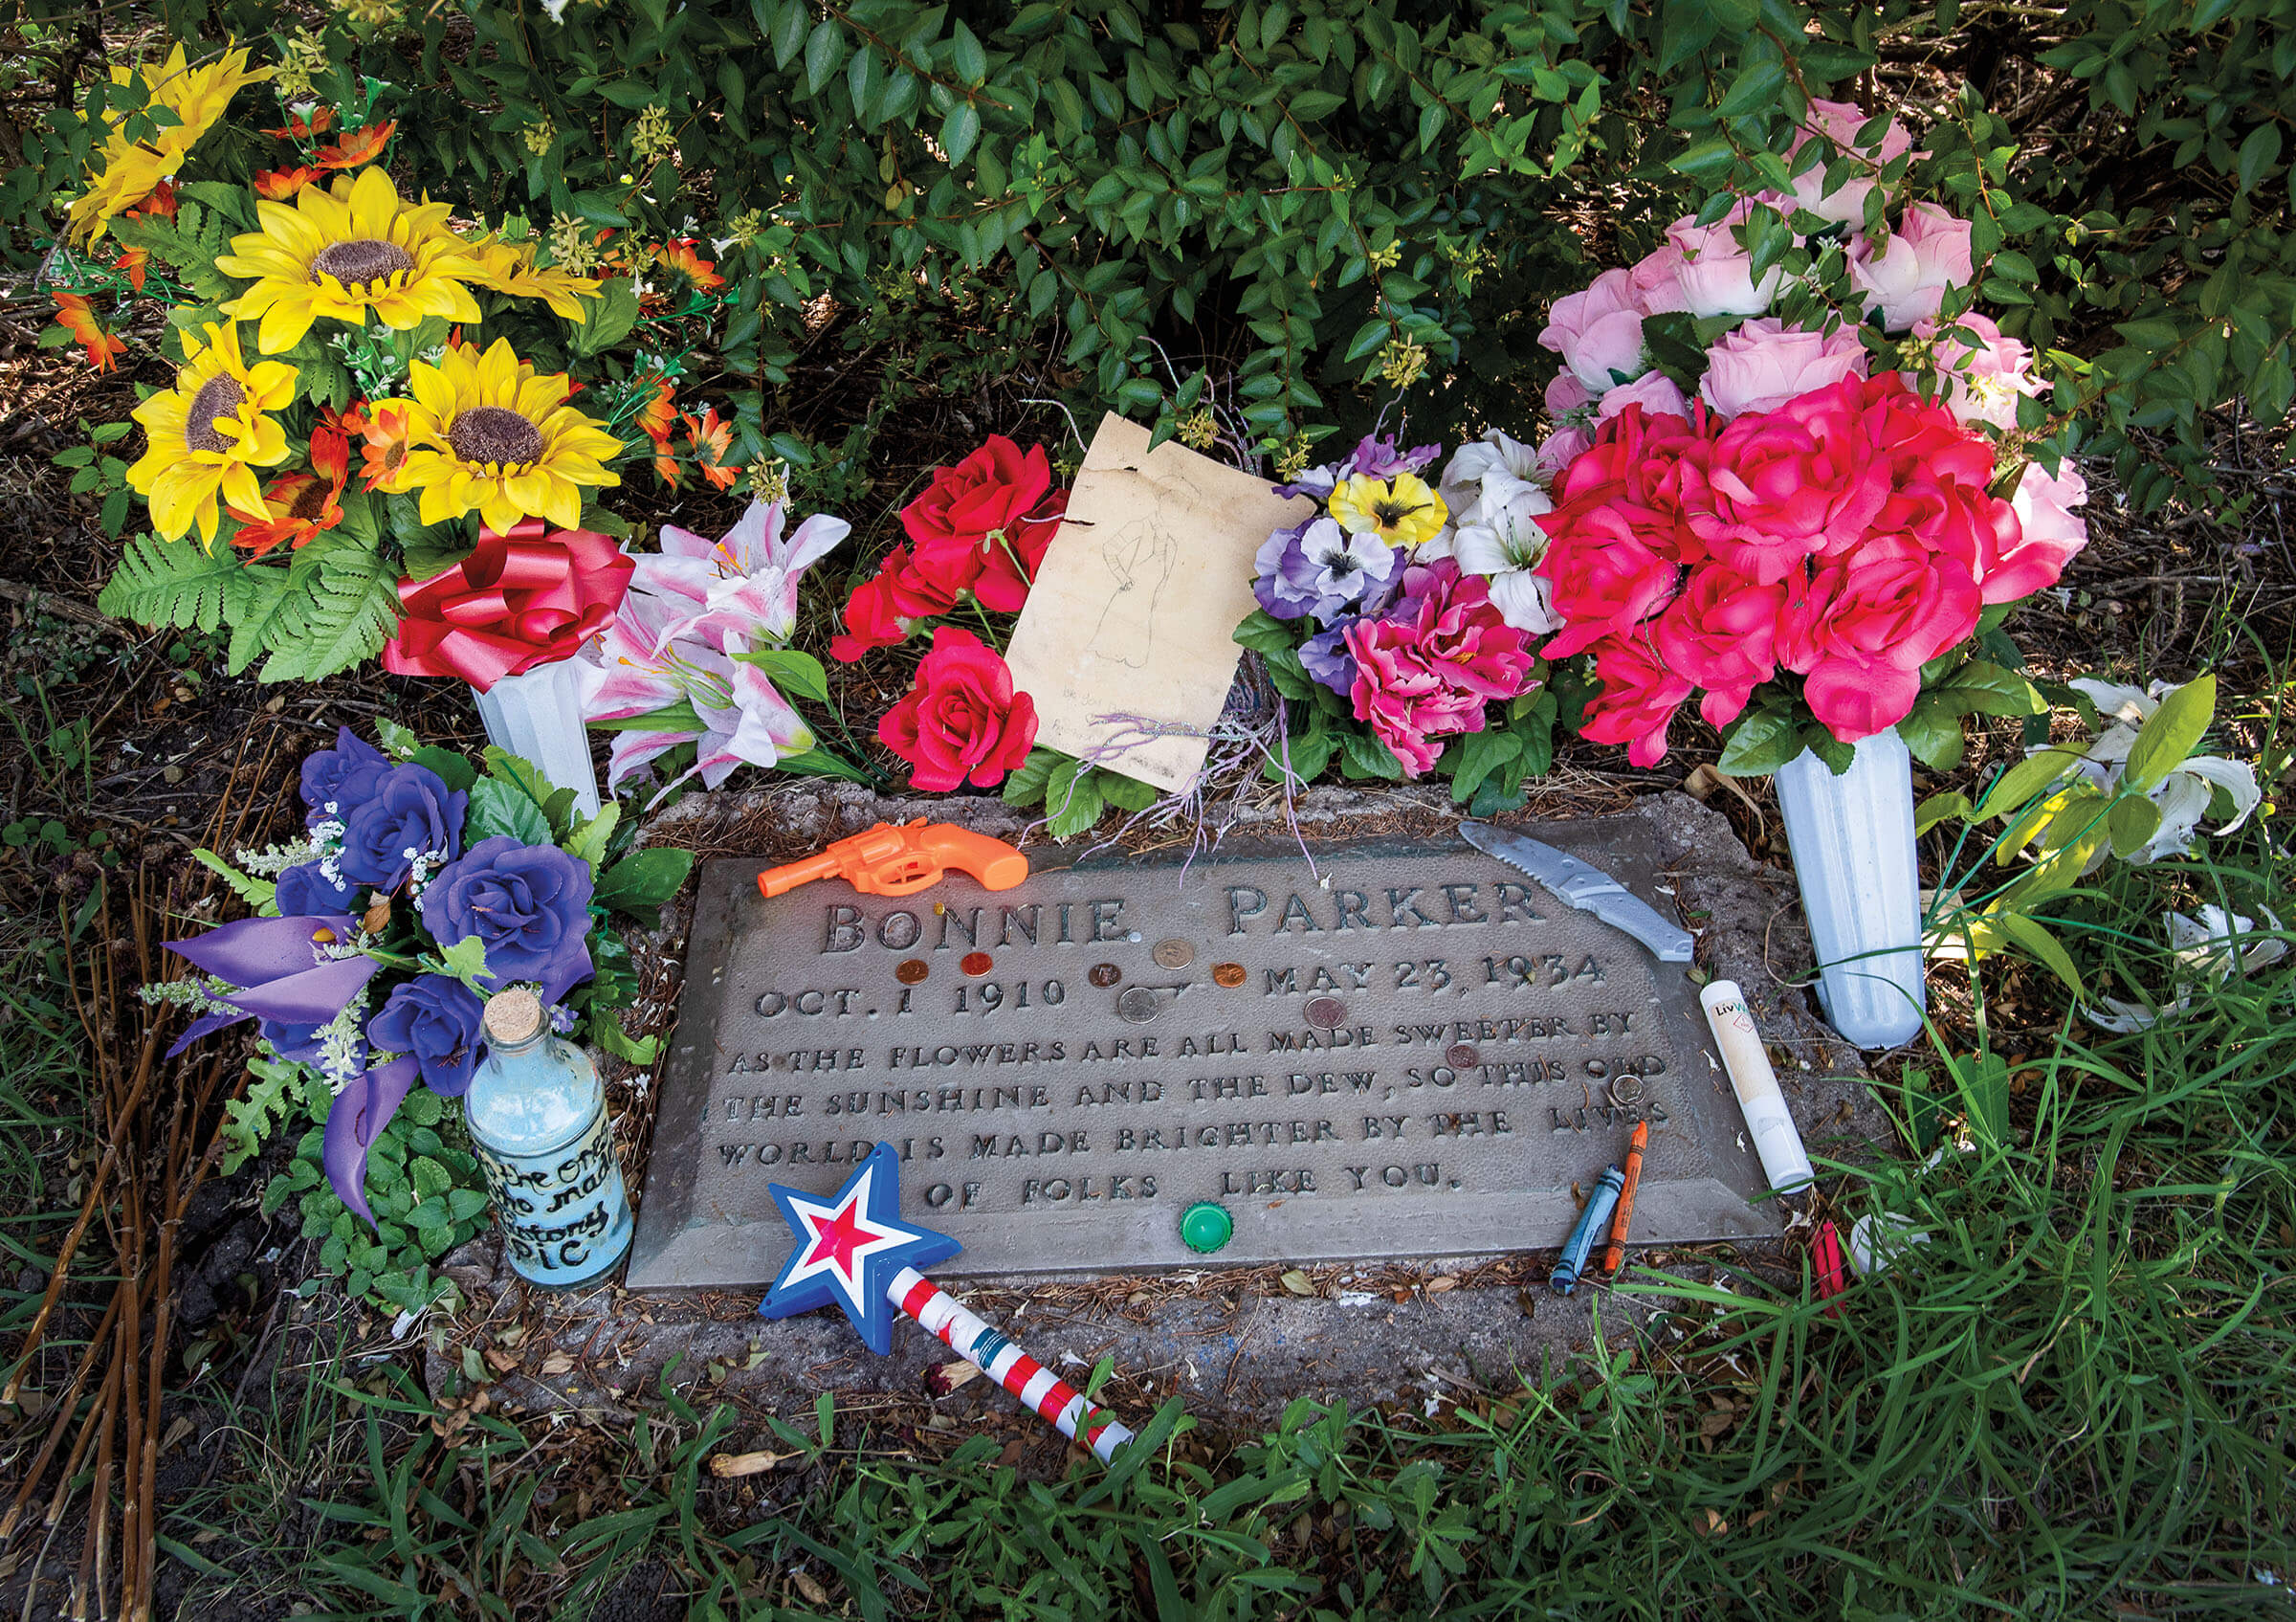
xmin=1847 ymin=202 xmax=1973 ymax=331
xmin=1577 ymin=633 xmax=1694 ymax=768
xmin=1680 ymin=378 xmax=1891 ymax=585
xmin=1344 ymin=562 xmax=1534 ymax=778
xmin=1551 ymin=403 xmax=1704 ymax=512
xmin=1776 ymin=536 xmax=1982 ymax=740
xmin=1989 ymin=461 xmax=2088 ymax=602
xmin=1652 ymin=564 xmax=1792 ymax=728
xmin=878 ymin=626 xmax=1038 ymax=791
xmin=1699 ymin=319 xmax=1870 ymax=419
xmin=1539 ymin=267 xmax=1648 ymax=390
xmin=1535 ymin=494 xmax=1685 ymax=660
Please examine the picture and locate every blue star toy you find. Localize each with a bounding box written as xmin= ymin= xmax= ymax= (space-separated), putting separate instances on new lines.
xmin=757 ymin=1143 xmax=960 ymax=1355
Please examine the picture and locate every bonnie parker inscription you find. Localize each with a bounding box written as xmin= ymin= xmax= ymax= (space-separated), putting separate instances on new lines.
xmin=627 ymin=824 xmax=1778 ymax=1287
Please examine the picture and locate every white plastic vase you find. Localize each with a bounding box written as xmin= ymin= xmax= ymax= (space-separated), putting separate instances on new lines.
xmin=1773 ymin=727 xmax=1925 ymax=1048
xmin=472 ymin=657 xmax=603 ymax=819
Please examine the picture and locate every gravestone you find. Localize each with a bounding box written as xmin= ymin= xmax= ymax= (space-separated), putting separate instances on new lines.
xmin=627 ymin=819 xmax=1780 ymax=1288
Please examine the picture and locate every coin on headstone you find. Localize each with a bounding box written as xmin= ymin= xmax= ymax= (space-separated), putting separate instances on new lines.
xmin=1446 ymin=1043 xmax=1480 ymax=1069
xmin=960 ymin=951 xmax=994 ymax=977
xmin=1608 ymin=1074 xmax=1646 ymax=1107
xmin=895 ymin=960 xmax=929 ymax=985
xmin=1211 ymin=962 xmax=1247 ymax=988
xmin=1151 ymin=938 xmax=1196 ymax=969
xmin=1088 ymin=963 xmax=1122 ymax=988
xmin=1304 ymin=996 xmax=1346 ymax=1031
xmin=1115 ymin=987 xmax=1160 ymax=1023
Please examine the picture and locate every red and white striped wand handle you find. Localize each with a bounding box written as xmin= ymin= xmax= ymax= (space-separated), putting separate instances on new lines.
xmin=889 ymin=1267 xmax=1136 ymax=1462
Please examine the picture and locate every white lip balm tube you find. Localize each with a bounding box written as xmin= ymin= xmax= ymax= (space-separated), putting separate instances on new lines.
xmin=1699 ymin=980 xmax=1815 ymax=1193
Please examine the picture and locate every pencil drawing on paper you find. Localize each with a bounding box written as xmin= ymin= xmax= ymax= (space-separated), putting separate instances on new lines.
xmin=1083 ymin=515 xmax=1178 ymax=669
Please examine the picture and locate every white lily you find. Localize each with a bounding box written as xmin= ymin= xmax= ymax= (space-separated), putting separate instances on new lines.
xmin=1437 ymin=429 xmax=1548 ymax=520
xmin=2085 ymin=904 xmax=2287 ymax=1033
xmin=2058 ymin=677 xmax=2261 ymax=864
xmin=1448 ymin=471 xmax=1558 ymax=633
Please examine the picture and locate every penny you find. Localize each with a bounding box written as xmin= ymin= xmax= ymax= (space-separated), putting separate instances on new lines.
xmin=1446 ymin=1044 xmax=1480 ymax=1069
xmin=1211 ymin=962 xmax=1247 ymax=989
xmin=1304 ymin=996 xmax=1346 ymax=1031
xmin=1088 ymin=963 xmax=1122 ymax=988
xmin=894 ymin=960 xmax=929 ymax=985
xmin=1151 ymin=938 xmax=1196 ymax=970
xmin=1115 ymin=987 xmax=1161 ymax=1024
xmin=960 ymin=951 xmax=994 ymax=977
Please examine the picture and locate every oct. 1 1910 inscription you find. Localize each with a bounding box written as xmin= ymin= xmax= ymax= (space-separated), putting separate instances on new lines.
xmin=626 ymin=823 xmax=1779 ymax=1287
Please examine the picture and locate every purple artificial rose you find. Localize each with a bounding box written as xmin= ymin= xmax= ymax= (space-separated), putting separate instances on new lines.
xmin=300 ymin=727 xmax=390 ymax=828
xmin=1253 ymin=519 xmax=1403 ymax=625
xmin=275 ymin=860 xmax=353 ymax=916
xmin=365 ymin=974 xmax=486 ymax=1097
xmin=418 ymin=835 xmax=595 ymax=1002
xmin=339 ymin=764 xmax=465 ymax=893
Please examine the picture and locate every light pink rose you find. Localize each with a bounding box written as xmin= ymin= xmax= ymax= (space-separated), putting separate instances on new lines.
xmin=1535 ymin=426 xmax=1592 ymax=474
xmin=1786 ymin=100 xmax=1915 ymax=225
xmin=1913 ymin=311 xmax=2047 ymax=431
xmin=1847 ymin=202 xmax=1974 ymax=331
xmin=1598 ymin=369 xmax=1690 ymax=426
xmin=1538 ymin=267 xmax=1647 ymax=390
xmin=1699 ymin=318 xmax=1871 ymax=419
xmin=1627 ymin=243 xmax=1691 ymax=315
xmin=1665 ymin=210 xmax=1785 ymax=320
xmin=1545 ymin=369 xmax=1593 ymax=420
xmin=1990 ymin=460 xmax=2087 ymax=603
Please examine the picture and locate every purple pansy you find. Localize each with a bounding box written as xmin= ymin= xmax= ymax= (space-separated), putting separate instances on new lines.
xmin=1253 ymin=518 xmax=1403 ymax=626
xmin=1299 ymin=621 xmax=1363 ymax=696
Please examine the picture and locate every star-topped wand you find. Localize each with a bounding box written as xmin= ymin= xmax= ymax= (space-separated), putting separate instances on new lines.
xmin=757 ymin=1142 xmax=1137 ymax=1463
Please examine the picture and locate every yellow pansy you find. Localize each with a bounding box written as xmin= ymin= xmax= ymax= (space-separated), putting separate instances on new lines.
xmin=1329 ymin=472 xmax=1448 ymax=549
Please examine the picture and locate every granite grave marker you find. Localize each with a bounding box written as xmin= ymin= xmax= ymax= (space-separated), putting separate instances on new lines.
xmin=627 ymin=820 xmax=1779 ymax=1287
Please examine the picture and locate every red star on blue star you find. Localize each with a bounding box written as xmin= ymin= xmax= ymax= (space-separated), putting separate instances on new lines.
xmin=758 ymin=1144 xmax=960 ymax=1354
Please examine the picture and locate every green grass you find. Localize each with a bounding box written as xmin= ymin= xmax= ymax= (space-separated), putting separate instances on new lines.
xmin=153 ymin=829 xmax=2292 ymax=1619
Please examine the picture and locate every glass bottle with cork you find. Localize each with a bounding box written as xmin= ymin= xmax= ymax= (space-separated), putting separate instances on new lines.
xmin=466 ymin=986 xmax=633 ymax=1287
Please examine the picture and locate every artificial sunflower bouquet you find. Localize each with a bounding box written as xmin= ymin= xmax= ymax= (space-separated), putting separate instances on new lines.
xmin=51 ymin=44 xmax=740 ymax=683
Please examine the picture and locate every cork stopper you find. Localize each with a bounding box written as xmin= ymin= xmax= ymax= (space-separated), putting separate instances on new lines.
xmin=482 ymin=987 xmax=544 ymax=1045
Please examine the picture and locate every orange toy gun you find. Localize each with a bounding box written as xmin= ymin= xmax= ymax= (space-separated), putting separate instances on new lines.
xmin=757 ymin=819 xmax=1029 ymax=900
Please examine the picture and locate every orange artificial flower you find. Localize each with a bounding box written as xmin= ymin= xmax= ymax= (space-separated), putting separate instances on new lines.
xmin=342 ymin=399 xmax=414 ymax=491
xmin=313 ymin=120 xmax=395 ymax=170
xmin=262 ymin=107 xmax=336 ymax=140
xmin=113 ymin=247 xmax=148 ymax=293
xmin=50 ymin=292 xmax=125 ymax=372
xmin=633 ymin=377 xmax=676 ymax=441
xmin=656 ymin=237 xmax=724 ymax=294
xmin=124 ymin=181 xmax=176 ymax=222
xmin=683 ymin=406 xmax=740 ymax=491
xmin=254 ymin=166 xmax=319 ymax=199
xmin=226 ymin=429 xmax=352 ymax=557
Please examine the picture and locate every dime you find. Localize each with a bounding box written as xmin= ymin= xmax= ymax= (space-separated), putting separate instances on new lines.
xmin=1115 ymin=987 xmax=1161 ymax=1024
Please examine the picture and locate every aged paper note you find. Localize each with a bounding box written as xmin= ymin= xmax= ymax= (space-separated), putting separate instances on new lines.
xmin=1004 ymin=413 xmax=1314 ymax=791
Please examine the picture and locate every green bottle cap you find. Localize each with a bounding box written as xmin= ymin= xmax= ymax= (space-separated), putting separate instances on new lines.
xmin=1180 ymin=1201 xmax=1233 ymax=1254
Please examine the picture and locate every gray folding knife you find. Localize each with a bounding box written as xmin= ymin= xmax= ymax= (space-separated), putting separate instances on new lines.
xmin=1459 ymin=821 xmax=1695 ymax=964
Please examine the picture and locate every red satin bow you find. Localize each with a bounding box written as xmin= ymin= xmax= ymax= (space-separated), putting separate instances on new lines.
xmin=382 ymin=519 xmax=633 ymax=691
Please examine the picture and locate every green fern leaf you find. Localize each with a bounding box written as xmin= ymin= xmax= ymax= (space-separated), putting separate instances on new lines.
xmin=223 ymin=1050 xmax=305 ymax=1175
xmin=98 ymin=533 xmax=253 ymax=633
xmin=256 ymin=538 xmax=402 ymax=682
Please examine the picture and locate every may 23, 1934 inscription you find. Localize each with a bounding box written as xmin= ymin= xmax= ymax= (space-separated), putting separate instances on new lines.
xmin=626 ymin=821 xmax=1779 ymax=1287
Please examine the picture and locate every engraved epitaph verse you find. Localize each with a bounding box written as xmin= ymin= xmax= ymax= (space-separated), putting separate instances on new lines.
xmin=627 ymin=829 xmax=1777 ymax=1287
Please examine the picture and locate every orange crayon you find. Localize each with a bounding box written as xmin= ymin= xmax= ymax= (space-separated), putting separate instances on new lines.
xmin=1603 ymin=1121 xmax=1648 ymax=1278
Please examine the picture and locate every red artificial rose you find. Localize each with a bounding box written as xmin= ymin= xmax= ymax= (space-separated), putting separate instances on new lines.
xmin=828 ymin=568 xmax=910 ymax=662
xmin=1680 ymin=377 xmax=1891 ymax=585
xmin=1651 ymin=563 xmax=1791 ymax=728
xmin=1534 ymin=494 xmax=1685 ymax=660
xmin=878 ymin=626 xmax=1039 ymax=791
xmin=1552 ymin=403 xmax=1706 ymax=516
xmin=1775 ymin=535 xmax=1982 ymax=742
xmin=1576 ymin=633 xmax=1694 ymax=768
xmin=903 ymin=436 xmax=1058 ymax=549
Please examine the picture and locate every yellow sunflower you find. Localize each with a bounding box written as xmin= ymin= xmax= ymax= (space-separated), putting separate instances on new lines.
xmin=460 ymin=233 xmax=601 ymax=322
xmin=66 ymin=41 xmax=273 ymax=242
xmin=125 ymin=322 xmax=298 ymax=545
xmin=1329 ymin=472 xmax=1448 ymax=549
xmin=378 ymin=338 xmax=623 ymax=531
xmin=214 ymin=166 xmax=484 ymax=353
